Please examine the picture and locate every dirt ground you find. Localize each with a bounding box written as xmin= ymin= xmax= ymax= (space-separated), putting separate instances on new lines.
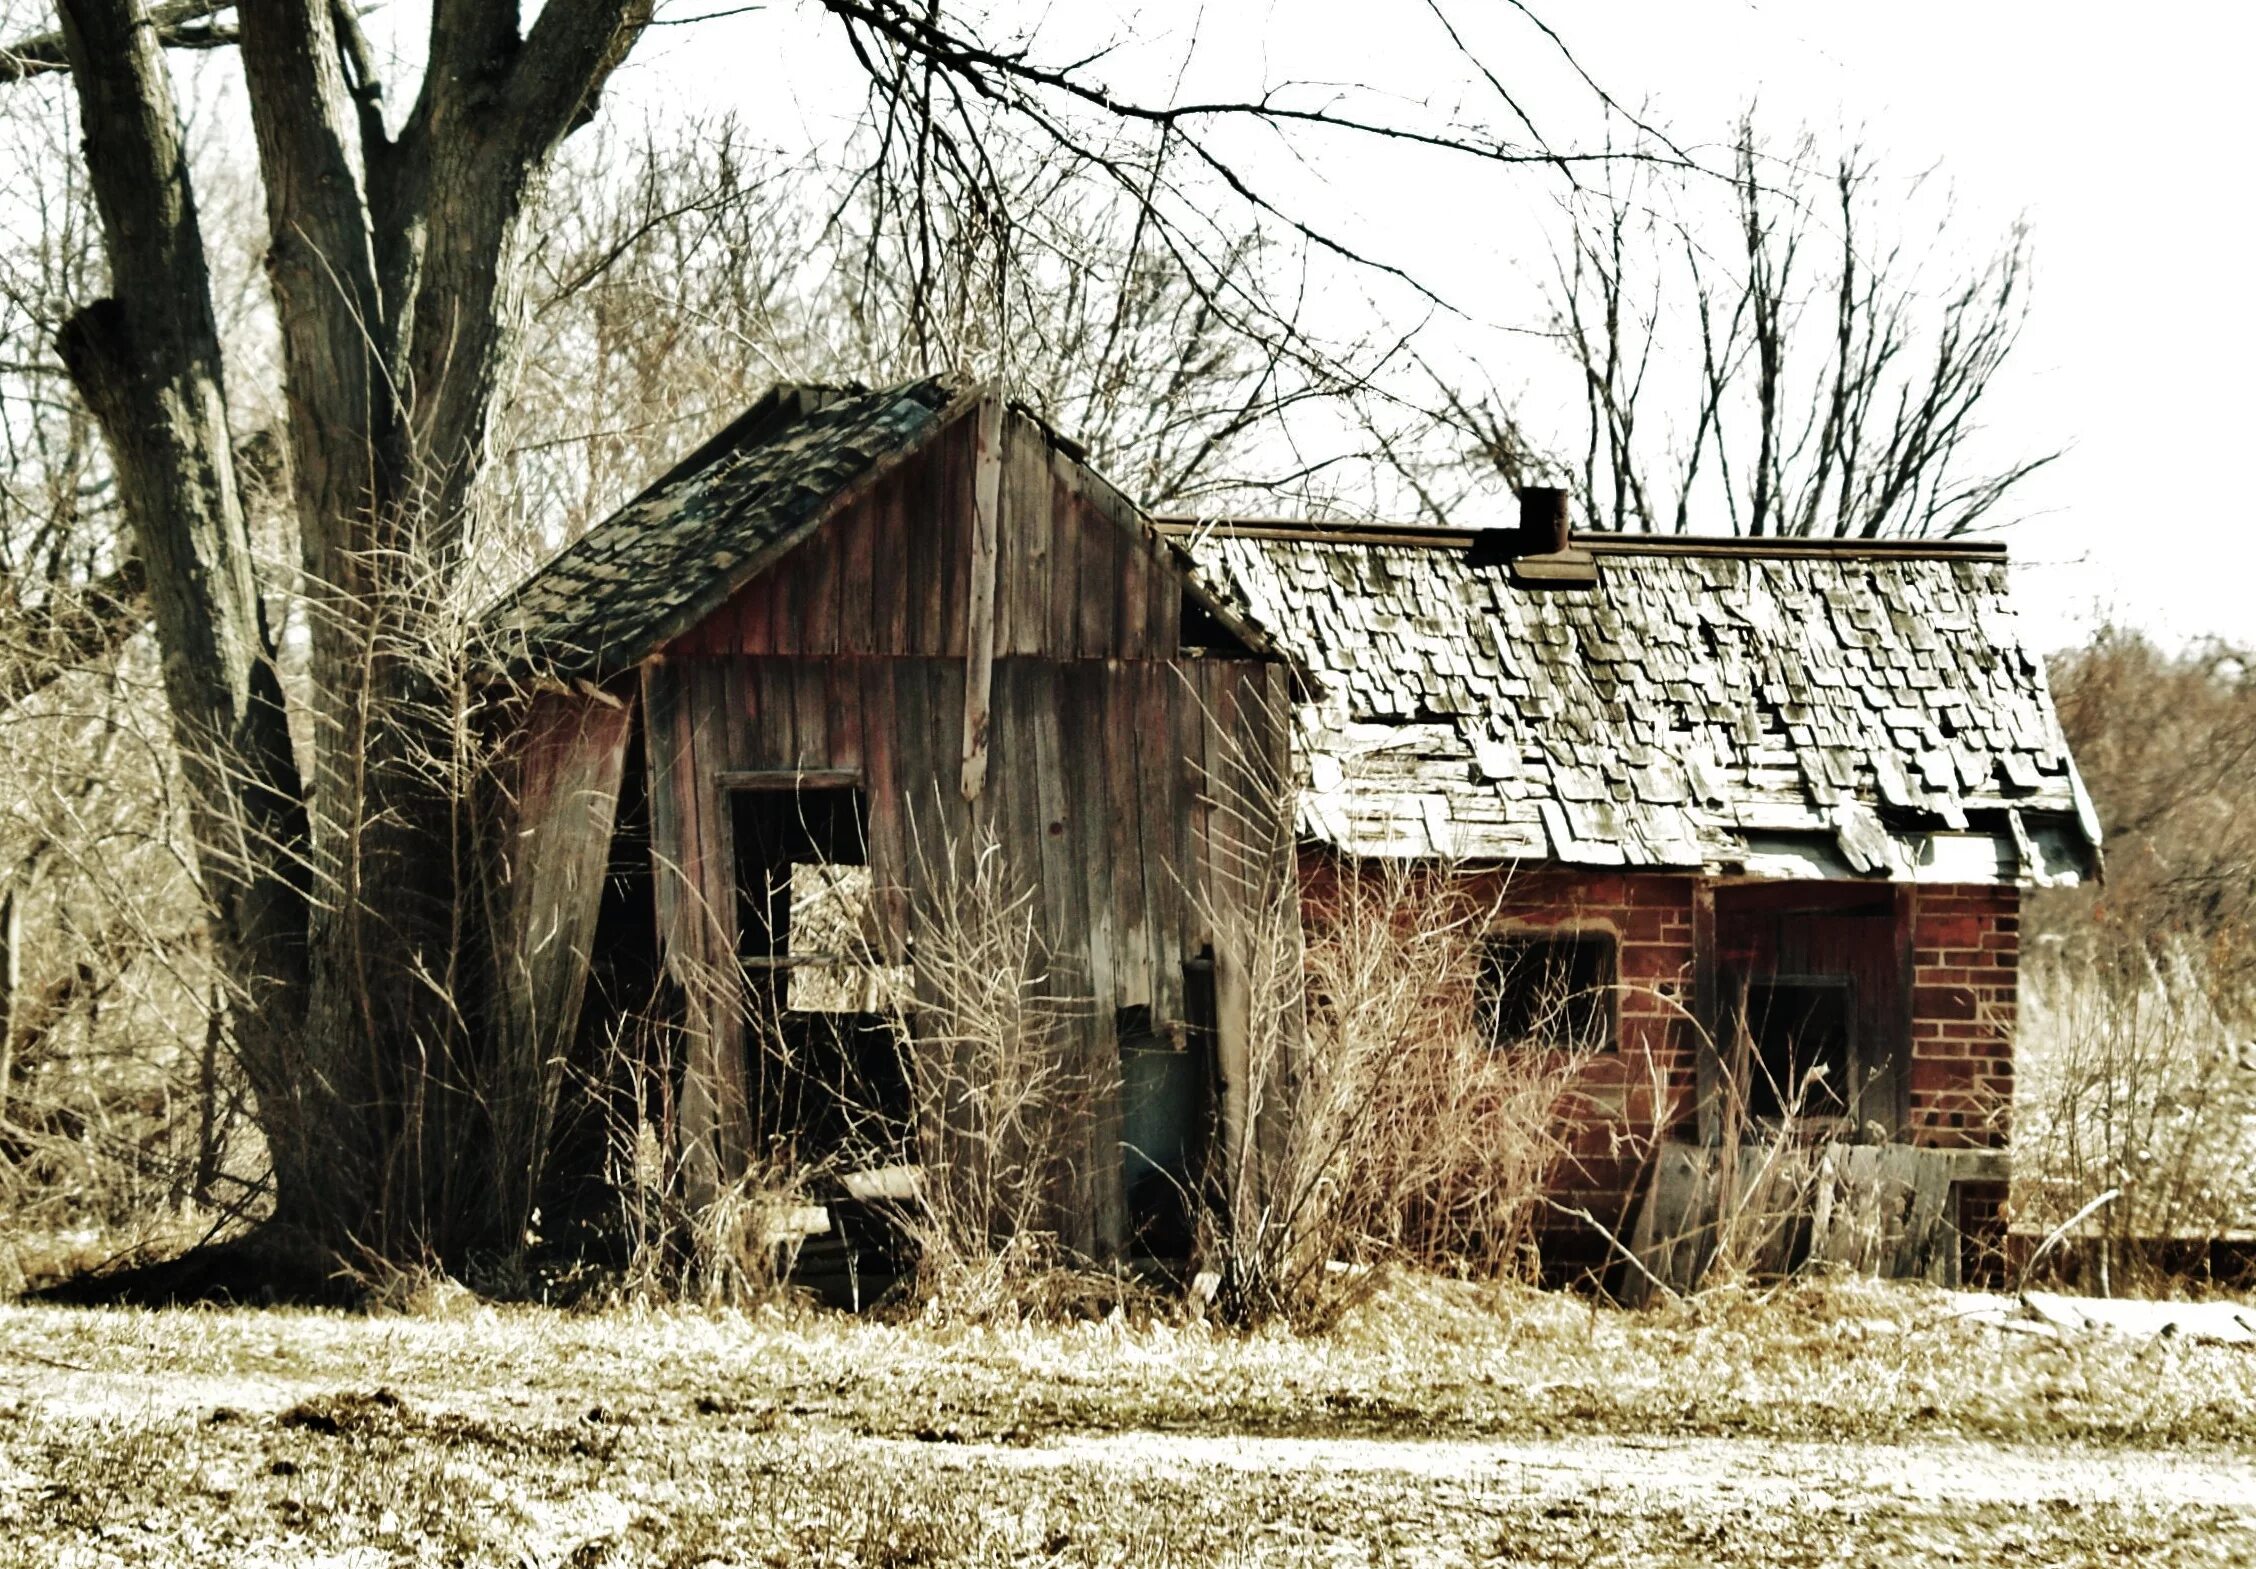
xmin=2 ymin=1277 xmax=2252 ymax=1566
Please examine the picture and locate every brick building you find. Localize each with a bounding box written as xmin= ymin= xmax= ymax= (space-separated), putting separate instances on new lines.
xmin=1179 ymin=498 xmax=2099 ymax=1283
xmin=487 ymin=377 xmax=2100 ymax=1288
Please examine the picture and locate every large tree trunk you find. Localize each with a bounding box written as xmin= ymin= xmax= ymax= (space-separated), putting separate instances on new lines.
xmin=52 ymin=0 xmax=651 ymax=1263
xmin=52 ymin=0 xmax=320 ymax=1225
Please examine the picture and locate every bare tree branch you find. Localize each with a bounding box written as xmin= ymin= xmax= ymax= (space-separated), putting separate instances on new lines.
xmin=0 ymin=0 xmax=232 ymax=85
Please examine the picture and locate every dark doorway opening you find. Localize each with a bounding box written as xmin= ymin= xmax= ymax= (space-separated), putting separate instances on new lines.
xmin=729 ymin=784 xmax=909 ymax=1172
xmin=1739 ymin=975 xmax=1855 ymax=1122
xmin=1119 ymin=962 xmax=1219 ymax=1261
xmin=1713 ymin=883 xmax=1906 ymax=1137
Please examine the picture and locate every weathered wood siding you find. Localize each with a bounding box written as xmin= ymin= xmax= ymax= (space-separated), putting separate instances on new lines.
xmin=665 ymin=409 xmax=1183 ymax=663
xmin=490 ymin=686 xmax=636 ymax=1224
xmin=643 ymin=401 xmax=1287 ymax=1251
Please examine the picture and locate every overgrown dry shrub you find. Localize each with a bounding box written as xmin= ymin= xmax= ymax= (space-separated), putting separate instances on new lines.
xmin=2018 ymin=945 xmax=2256 ymax=1291
xmin=2020 ymin=624 xmax=2256 ymax=1288
xmin=1302 ymin=862 xmax=1600 ymax=1272
xmin=880 ymin=818 xmax=1107 ymax=1317
xmin=1201 ymin=705 xmax=1603 ymax=1326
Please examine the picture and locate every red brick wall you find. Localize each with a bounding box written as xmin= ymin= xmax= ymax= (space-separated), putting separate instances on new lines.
xmin=1447 ymin=867 xmax=1702 ymax=1228
xmin=1908 ymin=885 xmax=2018 ymax=1150
xmin=1289 ymin=858 xmax=2021 ymax=1273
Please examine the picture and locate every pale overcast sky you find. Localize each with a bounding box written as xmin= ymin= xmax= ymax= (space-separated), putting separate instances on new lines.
xmin=326 ymin=3 xmax=2256 ymax=649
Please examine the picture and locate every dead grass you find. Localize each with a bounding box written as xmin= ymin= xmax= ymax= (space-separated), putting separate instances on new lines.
xmin=1 ymin=1276 xmax=2253 ymax=1565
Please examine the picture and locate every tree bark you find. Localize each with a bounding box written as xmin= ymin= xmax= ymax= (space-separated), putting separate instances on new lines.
xmin=52 ymin=0 xmax=319 ymax=1220
xmin=225 ymin=0 xmax=650 ymax=1257
xmin=46 ymin=0 xmax=652 ymax=1260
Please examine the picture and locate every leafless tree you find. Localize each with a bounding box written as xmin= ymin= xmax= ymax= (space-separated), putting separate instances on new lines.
xmin=1480 ymin=115 xmax=2057 ymax=539
xmin=2033 ymin=628 xmax=2256 ymax=1005
xmin=494 ymin=113 xmax=1401 ymax=575
xmin=3 ymin=0 xmax=1648 ymax=1272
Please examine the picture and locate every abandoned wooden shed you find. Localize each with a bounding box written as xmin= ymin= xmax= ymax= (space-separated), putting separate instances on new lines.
xmin=484 ymin=376 xmax=1291 ymax=1266
xmin=1177 ymin=497 xmax=2103 ymax=1283
xmin=485 ymin=373 xmax=2102 ymax=1286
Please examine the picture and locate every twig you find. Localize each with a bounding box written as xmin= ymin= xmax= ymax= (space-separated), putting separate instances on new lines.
xmin=2016 ymin=1185 xmax=2120 ymax=1299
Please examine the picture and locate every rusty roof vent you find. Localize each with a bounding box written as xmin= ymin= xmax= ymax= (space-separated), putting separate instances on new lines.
xmin=1466 ymin=486 xmax=1597 ymax=588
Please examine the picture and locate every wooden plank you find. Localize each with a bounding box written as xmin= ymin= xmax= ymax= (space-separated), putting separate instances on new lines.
xmin=939 ymin=421 xmax=970 ymax=659
xmin=1177 ymin=659 xmax=1215 ymax=957
xmin=799 ymin=486 xmax=843 ymax=657
xmin=752 ymin=659 xmax=794 ymax=775
xmin=714 ymin=768 xmax=863 ymax=791
xmin=493 ymin=689 xmax=635 ymax=1225
xmin=1074 ymin=476 xmax=1118 ymax=658
xmin=643 ymin=663 xmax=716 ymax=1205
xmin=960 ymin=395 xmax=1003 ymax=800
xmin=1065 ymin=667 xmax=1114 ymax=1009
xmin=1136 ymin=662 xmax=1184 ymax=1030
xmin=1003 ymin=415 xmax=1054 ymax=655
xmin=1890 ymin=886 xmax=1917 ymax=1135
xmin=1149 ymin=537 xmax=1180 ymax=655
xmin=860 ymin=658 xmax=908 ymax=957
xmin=689 ymin=659 xmax=753 ymax=1181
xmin=1099 ymin=665 xmax=1152 ymax=1012
xmin=925 ymin=658 xmax=970 ymax=874
xmin=1024 ymin=663 xmax=1098 ymax=1258
xmin=1194 ymin=664 xmax=1252 ymax=1235
xmin=791 ymin=658 xmax=829 ymax=771
xmin=825 ymin=658 xmax=866 ymax=778
xmin=1046 ymin=460 xmax=1083 ymax=658
xmin=640 ymin=664 xmax=686 ymax=953
xmin=1692 ymin=881 xmax=1721 ymax=1147
xmin=901 ymin=438 xmax=941 ymax=655
xmin=718 ymin=657 xmax=751 ymax=774
xmin=874 ymin=462 xmax=911 ymax=655
xmin=1073 ymin=665 xmax=1130 ymax=1260
xmin=761 ymin=547 xmax=797 ymax=657
xmin=1119 ymin=533 xmax=1151 ymax=659
xmin=737 ymin=569 xmax=776 ymax=656
xmin=838 ymin=486 xmax=878 ymax=654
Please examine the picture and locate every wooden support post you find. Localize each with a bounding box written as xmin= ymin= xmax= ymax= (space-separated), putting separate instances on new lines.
xmin=960 ymin=394 xmax=1003 ymax=801
xmin=1890 ymin=884 xmax=1917 ymax=1136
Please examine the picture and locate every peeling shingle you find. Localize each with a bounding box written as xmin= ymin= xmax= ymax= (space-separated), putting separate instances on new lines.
xmin=1186 ymin=530 xmax=2098 ymax=883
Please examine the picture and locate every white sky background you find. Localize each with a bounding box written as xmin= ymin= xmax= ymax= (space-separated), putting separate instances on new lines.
xmin=17 ymin=0 xmax=2242 ymax=651
xmin=590 ymin=0 xmax=2253 ymax=650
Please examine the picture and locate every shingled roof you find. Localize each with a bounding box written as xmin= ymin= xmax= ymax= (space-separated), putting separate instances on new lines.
xmin=1175 ymin=523 xmax=2100 ymax=885
xmin=487 ymin=376 xmax=969 ymax=676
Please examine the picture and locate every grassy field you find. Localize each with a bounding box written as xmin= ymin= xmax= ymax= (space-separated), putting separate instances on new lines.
xmin=2 ymin=1276 xmax=2252 ymax=1566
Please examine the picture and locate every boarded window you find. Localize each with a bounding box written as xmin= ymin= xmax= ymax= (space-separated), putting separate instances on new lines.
xmin=1740 ymin=976 xmax=1854 ymax=1123
xmin=1480 ymin=932 xmax=1616 ymax=1050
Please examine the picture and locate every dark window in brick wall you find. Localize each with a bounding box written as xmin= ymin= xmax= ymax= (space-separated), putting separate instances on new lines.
xmin=1480 ymin=931 xmax=1617 ymax=1051
xmin=1741 ymin=976 xmax=1854 ymax=1122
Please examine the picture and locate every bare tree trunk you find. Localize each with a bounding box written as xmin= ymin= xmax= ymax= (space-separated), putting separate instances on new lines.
xmin=52 ymin=0 xmax=319 ymax=1223
xmin=52 ymin=0 xmax=651 ymax=1260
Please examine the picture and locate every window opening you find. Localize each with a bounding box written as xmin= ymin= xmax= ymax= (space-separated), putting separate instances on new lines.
xmin=1739 ymin=975 xmax=1854 ymax=1123
xmin=1479 ymin=931 xmax=1617 ymax=1051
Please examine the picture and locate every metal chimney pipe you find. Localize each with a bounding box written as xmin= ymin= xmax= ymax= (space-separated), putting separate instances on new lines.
xmin=1517 ymin=487 xmax=1570 ymax=554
